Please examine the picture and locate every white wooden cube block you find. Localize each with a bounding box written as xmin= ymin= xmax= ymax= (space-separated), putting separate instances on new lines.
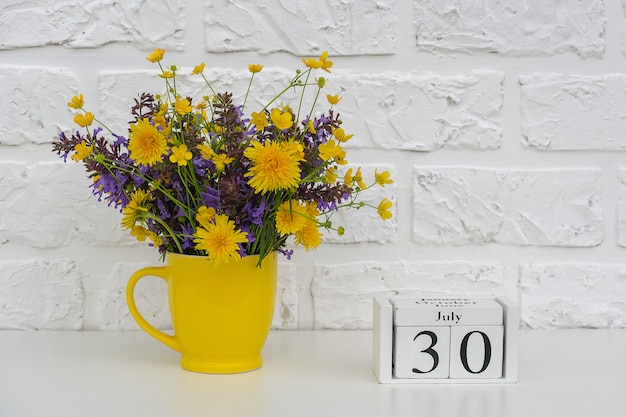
xmin=449 ymin=325 xmax=504 ymax=379
xmin=373 ymin=296 xmax=519 ymax=384
xmin=393 ymin=326 xmax=451 ymax=379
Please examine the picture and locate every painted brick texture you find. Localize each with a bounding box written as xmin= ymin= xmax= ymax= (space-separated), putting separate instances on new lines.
xmin=1 ymin=0 xmax=626 ymax=331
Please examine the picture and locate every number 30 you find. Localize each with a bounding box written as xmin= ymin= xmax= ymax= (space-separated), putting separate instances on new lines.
xmin=411 ymin=330 xmax=492 ymax=374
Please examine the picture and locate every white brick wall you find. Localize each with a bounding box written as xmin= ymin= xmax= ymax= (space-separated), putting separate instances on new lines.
xmin=2 ymin=0 xmax=626 ymax=330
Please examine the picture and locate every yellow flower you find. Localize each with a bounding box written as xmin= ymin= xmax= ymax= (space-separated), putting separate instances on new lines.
xmin=192 ymin=62 xmax=205 ymax=74
xmin=244 ymin=140 xmax=302 ymax=194
xmin=319 ymin=51 xmax=333 ymax=73
xmin=302 ymin=57 xmax=321 ymax=69
xmin=294 ymin=202 xmax=322 ymax=251
xmin=153 ymin=114 xmax=168 ymax=129
xmin=270 ymin=108 xmax=293 ymax=130
xmin=169 ymin=144 xmax=193 ymax=166
xmin=332 ymin=127 xmax=354 ymax=143
xmin=198 ymin=143 xmax=214 ymax=160
xmin=154 ymin=103 xmax=169 ymax=127
xmin=318 ymin=139 xmax=345 ymax=162
xmin=294 ymin=221 xmax=322 ymax=251
xmin=282 ymin=139 xmax=305 ymax=160
xmin=146 ymin=48 xmax=165 ymax=63
xmin=128 ymin=118 xmax=168 ymax=166
xmin=323 ymin=167 xmax=337 ymax=184
xmin=157 ymin=102 xmax=168 ymax=115
xmin=326 ymin=94 xmax=341 ymax=105
xmin=212 ymin=153 xmax=235 ymax=172
xmin=377 ymin=198 xmax=393 ymax=220
xmin=344 ymin=168 xmax=354 ymax=187
xmin=196 ymin=206 xmax=216 ymax=227
xmin=67 ymin=94 xmax=84 ymax=109
xmin=174 ymin=96 xmax=192 ymax=115
xmin=71 ymin=140 xmax=93 ymax=162
xmin=248 ymin=64 xmax=263 ymax=73
xmin=251 ymin=111 xmax=269 ymax=130
xmin=148 ymin=231 xmax=163 ymax=247
xmin=275 ymin=200 xmax=307 ymax=235
xmin=73 ymin=112 xmax=94 ymax=127
xmin=130 ymin=225 xmax=149 ymax=242
xmin=193 ymin=214 xmax=249 ymax=264
xmin=354 ymin=167 xmax=366 ymax=190
xmin=375 ymin=170 xmax=393 ymax=187
xmin=121 ymin=189 xmax=152 ymax=229
xmin=307 ymin=119 xmax=316 ymax=134
xmin=158 ymin=70 xmax=175 ymax=79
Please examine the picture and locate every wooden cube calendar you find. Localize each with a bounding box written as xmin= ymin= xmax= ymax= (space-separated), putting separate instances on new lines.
xmin=373 ymin=296 xmax=518 ymax=384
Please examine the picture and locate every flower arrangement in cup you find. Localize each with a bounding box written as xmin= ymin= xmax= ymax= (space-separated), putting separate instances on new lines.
xmin=52 ymin=49 xmax=393 ymax=265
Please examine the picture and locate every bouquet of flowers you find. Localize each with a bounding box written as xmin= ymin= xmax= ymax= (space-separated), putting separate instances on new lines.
xmin=52 ymin=49 xmax=393 ymax=265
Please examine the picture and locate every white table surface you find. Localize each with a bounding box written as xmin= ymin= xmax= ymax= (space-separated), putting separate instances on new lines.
xmin=0 ymin=329 xmax=625 ymax=417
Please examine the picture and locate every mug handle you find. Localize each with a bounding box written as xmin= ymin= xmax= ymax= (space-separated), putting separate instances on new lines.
xmin=126 ymin=266 xmax=181 ymax=352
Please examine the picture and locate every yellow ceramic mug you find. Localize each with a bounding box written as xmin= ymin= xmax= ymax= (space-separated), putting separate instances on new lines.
xmin=126 ymin=252 xmax=278 ymax=374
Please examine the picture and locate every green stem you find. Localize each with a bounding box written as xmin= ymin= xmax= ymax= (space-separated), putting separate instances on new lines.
xmin=242 ymin=73 xmax=256 ymax=110
xmin=146 ymin=213 xmax=184 ymax=253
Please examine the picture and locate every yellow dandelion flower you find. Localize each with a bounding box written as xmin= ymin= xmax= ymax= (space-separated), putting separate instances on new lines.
xmin=73 ymin=112 xmax=94 ymax=127
xmin=174 ymin=96 xmax=192 ymax=115
xmin=146 ymin=48 xmax=165 ymax=63
xmin=294 ymin=221 xmax=323 ymax=251
xmin=251 ymin=111 xmax=269 ymax=130
xmin=244 ymin=140 xmax=302 ymax=194
xmin=169 ymin=144 xmax=193 ymax=166
xmin=294 ymin=202 xmax=323 ymax=251
xmin=121 ymin=189 xmax=152 ymax=229
xmin=326 ymin=94 xmax=341 ymax=105
xmin=128 ymin=118 xmax=168 ymax=166
xmin=248 ymin=64 xmax=263 ymax=73
xmin=71 ymin=140 xmax=93 ymax=162
xmin=193 ymin=214 xmax=249 ymax=264
xmin=192 ymin=62 xmax=205 ymax=75
xmin=275 ymin=200 xmax=308 ymax=235
xmin=375 ymin=170 xmax=393 ymax=187
xmin=377 ymin=198 xmax=393 ymax=220
xmin=332 ymin=127 xmax=354 ymax=143
xmin=270 ymin=108 xmax=293 ymax=130
xmin=67 ymin=94 xmax=84 ymax=109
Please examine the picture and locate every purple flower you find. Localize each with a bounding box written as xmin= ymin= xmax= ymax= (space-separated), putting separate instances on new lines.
xmin=202 ymin=186 xmax=219 ymax=208
xmin=243 ymin=198 xmax=267 ymax=227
